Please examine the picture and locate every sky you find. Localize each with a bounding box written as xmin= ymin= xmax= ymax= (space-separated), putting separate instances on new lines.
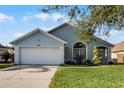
xmin=0 ymin=5 xmax=124 ymax=46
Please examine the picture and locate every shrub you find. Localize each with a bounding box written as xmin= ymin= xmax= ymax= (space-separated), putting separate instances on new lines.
xmin=75 ymin=55 xmax=83 ymax=64
xmin=1 ymin=51 xmax=11 ymax=62
xmin=85 ymin=59 xmax=92 ymax=65
xmin=60 ymin=64 xmax=66 ymax=66
xmin=93 ymin=48 xmax=103 ymax=65
xmin=65 ymin=60 xmax=72 ymax=64
xmin=65 ymin=60 xmax=77 ymax=65
xmin=108 ymin=61 xmax=113 ymax=65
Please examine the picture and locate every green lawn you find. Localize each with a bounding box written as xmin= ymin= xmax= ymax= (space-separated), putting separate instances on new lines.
xmin=0 ymin=63 xmax=15 ymax=69
xmin=49 ymin=65 xmax=124 ymax=88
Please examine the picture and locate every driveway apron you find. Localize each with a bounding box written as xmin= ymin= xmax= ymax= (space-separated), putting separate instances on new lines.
xmin=0 ymin=65 xmax=57 ymax=88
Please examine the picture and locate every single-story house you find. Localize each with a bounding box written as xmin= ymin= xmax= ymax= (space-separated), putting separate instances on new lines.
xmin=112 ymin=42 xmax=124 ymax=63
xmin=10 ymin=22 xmax=113 ymax=65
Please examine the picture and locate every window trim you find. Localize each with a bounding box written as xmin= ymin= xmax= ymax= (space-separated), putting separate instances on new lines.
xmin=72 ymin=41 xmax=87 ymax=61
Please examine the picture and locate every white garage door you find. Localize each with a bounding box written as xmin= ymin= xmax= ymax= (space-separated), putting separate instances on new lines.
xmin=20 ymin=47 xmax=61 ymax=65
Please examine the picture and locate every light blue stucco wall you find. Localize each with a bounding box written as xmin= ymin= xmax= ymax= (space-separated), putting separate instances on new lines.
xmin=15 ymin=31 xmax=63 ymax=47
xmin=49 ymin=24 xmax=112 ymax=62
xmin=49 ymin=25 xmax=80 ymax=61
xmin=13 ymin=30 xmax=65 ymax=64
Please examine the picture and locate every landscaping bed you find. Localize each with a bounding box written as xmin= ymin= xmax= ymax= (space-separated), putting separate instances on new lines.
xmin=49 ymin=65 xmax=124 ymax=88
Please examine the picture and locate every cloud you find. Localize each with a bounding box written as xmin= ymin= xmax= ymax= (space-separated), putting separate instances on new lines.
xmin=109 ymin=30 xmax=123 ymax=38
xmin=0 ymin=12 xmax=14 ymax=23
xmin=13 ymin=32 xmax=25 ymax=38
xmin=22 ymin=13 xmax=66 ymax=22
xmin=96 ymin=30 xmax=124 ymax=44
xmin=12 ymin=26 xmax=50 ymax=39
xmin=22 ymin=13 xmax=49 ymax=22
xmin=113 ymin=35 xmax=124 ymax=43
xmin=109 ymin=30 xmax=122 ymax=36
xmin=108 ymin=30 xmax=124 ymax=44
xmin=22 ymin=16 xmax=28 ymax=22
xmin=51 ymin=12 xmax=65 ymax=21
xmin=34 ymin=13 xmax=49 ymax=21
xmin=40 ymin=27 xmax=50 ymax=31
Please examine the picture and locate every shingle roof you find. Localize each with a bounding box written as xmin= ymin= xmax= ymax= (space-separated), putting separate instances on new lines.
xmin=112 ymin=42 xmax=124 ymax=52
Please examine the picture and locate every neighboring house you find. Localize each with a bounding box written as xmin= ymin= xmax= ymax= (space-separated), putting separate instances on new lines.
xmin=10 ymin=22 xmax=113 ymax=65
xmin=112 ymin=42 xmax=124 ymax=63
xmin=0 ymin=44 xmax=13 ymax=62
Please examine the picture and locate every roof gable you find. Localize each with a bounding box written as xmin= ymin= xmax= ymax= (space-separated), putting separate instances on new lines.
xmin=10 ymin=28 xmax=67 ymax=44
xmin=112 ymin=42 xmax=124 ymax=52
xmin=48 ymin=22 xmax=75 ymax=33
xmin=94 ymin=36 xmax=114 ymax=47
xmin=48 ymin=22 xmax=114 ymax=47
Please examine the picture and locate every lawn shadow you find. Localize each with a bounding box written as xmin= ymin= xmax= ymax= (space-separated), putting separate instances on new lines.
xmin=27 ymin=65 xmax=50 ymax=73
xmin=1 ymin=65 xmax=50 ymax=72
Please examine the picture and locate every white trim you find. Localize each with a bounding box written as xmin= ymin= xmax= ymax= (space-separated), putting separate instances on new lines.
xmin=17 ymin=45 xmax=61 ymax=48
xmin=10 ymin=28 xmax=67 ymax=44
xmin=95 ymin=45 xmax=109 ymax=49
xmin=72 ymin=41 xmax=87 ymax=61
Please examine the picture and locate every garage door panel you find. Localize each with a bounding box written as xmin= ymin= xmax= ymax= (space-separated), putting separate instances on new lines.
xmin=20 ymin=47 xmax=61 ymax=64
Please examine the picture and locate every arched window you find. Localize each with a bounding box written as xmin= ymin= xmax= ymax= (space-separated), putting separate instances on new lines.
xmin=73 ymin=42 xmax=86 ymax=60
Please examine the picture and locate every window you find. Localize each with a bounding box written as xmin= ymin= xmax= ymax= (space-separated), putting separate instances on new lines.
xmin=73 ymin=42 xmax=86 ymax=60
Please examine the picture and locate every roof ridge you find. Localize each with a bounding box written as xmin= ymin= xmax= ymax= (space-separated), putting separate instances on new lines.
xmin=48 ymin=22 xmax=70 ymax=32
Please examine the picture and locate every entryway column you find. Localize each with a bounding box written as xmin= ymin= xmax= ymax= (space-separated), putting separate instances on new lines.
xmin=87 ymin=42 xmax=94 ymax=63
xmin=14 ymin=46 xmax=20 ymax=64
xmin=107 ymin=47 xmax=112 ymax=62
xmin=59 ymin=46 xmax=65 ymax=64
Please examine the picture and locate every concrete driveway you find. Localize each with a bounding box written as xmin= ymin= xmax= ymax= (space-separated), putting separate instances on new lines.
xmin=0 ymin=65 xmax=58 ymax=88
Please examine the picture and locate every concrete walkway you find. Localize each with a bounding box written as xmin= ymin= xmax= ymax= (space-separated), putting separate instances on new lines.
xmin=0 ymin=65 xmax=58 ymax=88
xmin=61 ymin=65 xmax=111 ymax=68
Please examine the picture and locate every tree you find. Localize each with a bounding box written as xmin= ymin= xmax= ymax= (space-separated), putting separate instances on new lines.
xmin=1 ymin=51 xmax=11 ymax=63
xmin=10 ymin=52 xmax=14 ymax=62
xmin=40 ymin=5 xmax=124 ymax=40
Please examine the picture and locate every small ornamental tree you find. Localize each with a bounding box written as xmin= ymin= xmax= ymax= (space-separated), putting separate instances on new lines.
xmin=1 ymin=51 xmax=11 ymax=63
xmin=93 ymin=48 xmax=103 ymax=65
